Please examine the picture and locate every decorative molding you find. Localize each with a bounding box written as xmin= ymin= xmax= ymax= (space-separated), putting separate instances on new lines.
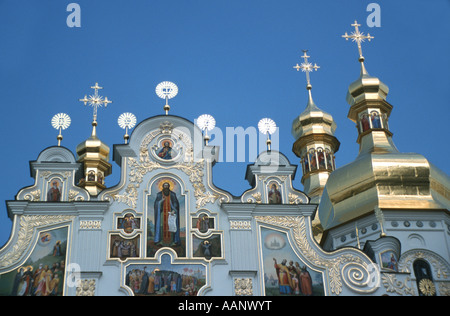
xmin=0 ymin=215 xmax=74 ymax=268
xmin=230 ymin=221 xmax=252 ymax=230
xmin=438 ymin=282 xmax=450 ymax=296
xmin=80 ymin=220 xmax=102 ymax=230
xmin=68 ymin=190 xmax=85 ymax=202
xmin=381 ymin=274 xmax=415 ymax=296
xmin=234 ymin=278 xmax=253 ymax=296
xmin=76 ymin=279 xmax=96 ymax=296
xmin=398 ymin=249 xmax=450 ymax=280
xmin=288 ymin=193 xmax=302 ymax=205
xmin=24 ymin=190 xmax=41 ymax=202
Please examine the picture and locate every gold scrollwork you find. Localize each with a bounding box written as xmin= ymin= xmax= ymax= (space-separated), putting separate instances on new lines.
xmin=112 ymin=127 xmax=224 ymax=209
xmin=0 ymin=215 xmax=74 ymax=268
xmin=381 ymin=274 xmax=416 ymax=296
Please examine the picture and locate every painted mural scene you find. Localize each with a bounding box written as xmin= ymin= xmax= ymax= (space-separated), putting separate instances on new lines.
xmin=0 ymin=1 xmax=449 ymax=297
xmin=261 ymin=228 xmax=325 ymax=296
xmin=125 ymin=255 xmax=207 ymax=296
xmin=0 ymin=227 xmax=68 ymax=296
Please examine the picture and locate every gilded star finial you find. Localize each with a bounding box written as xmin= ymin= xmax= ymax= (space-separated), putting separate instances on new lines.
xmin=293 ymin=50 xmax=320 ymax=90
xmin=342 ymin=20 xmax=374 ymax=64
xmin=79 ymin=82 xmax=112 ymax=122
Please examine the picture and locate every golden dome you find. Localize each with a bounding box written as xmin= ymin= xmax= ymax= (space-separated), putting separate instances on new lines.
xmin=318 ymin=62 xmax=450 ymax=231
xmin=76 ymin=120 xmax=112 ymax=196
xmin=292 ymin=89 xmax=337 ymax=141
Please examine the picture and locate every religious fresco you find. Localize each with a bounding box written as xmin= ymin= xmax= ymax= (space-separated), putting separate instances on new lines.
xmin=46 ymin=178 xmax=63 ymax=202
xmin=260 ymin=227 xmax=325 ymax=296
xmin=147 ymin=177 xmax=186 ymax=258
xmin=192 ymin=234 xmax=222 ymax=260
xmin=267 ymin=182 xmax=282 ymax=204
xmin=110 ymin=235 xmax=140 ymax=260
xmin=0 ymin=227 xmax=68 ymax=296
xmin=380 ymin=250 xmax=399 ymax=272
xmin=117 ymin=213 xmax=141 ymax=234
xmin=124 ymin=254 xmax=207 ymax=296
xmin=192 ymin=213 xmax=215 ymax=234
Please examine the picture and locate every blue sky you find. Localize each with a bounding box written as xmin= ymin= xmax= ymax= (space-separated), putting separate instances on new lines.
xmin=0 ymin=0 xmax=449 ymax=246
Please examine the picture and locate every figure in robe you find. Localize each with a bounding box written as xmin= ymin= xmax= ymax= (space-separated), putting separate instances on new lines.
xmin=318 ymin=151 xmax=326 ymax=169
xmin=268 ymin=184 xmax=282 ymax=204
xmin=371 ymin=113 xmax=381 ymax=128
xmin=157 ymin=141 xmax=173 ymax=160
xmin=299 ymin=266 xmax=313 ymax=296
xmin=138 ymin=267 xmax=149 ymax=295
xmin=361 ymin=115 xmax=370 ymax=132
xmin=154 ymin=182 xmax=180 ymax=246
xmin=47 ymin=180 xmax=61 ymax=202
xmin=273 ymin=258 xmax=293 ymax=295
xmin=53 ymin=240 xmax=62 ymax=257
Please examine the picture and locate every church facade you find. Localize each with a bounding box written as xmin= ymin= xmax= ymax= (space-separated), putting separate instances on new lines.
xmin=0 ymin=26 xmax=449 ymax=297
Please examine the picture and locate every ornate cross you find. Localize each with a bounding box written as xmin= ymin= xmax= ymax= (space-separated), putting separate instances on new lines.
xmin=293 ymin=50 xmax=320 ymax=89
xmin=79 ymin=83 xmax=112 ymax=121
xmin=342 ymin=20 xmax=374 ymax=61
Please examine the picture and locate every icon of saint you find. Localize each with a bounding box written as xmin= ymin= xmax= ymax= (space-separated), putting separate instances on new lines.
xmin=47 ymin=180 xmax=61 ymax=202
xmin=157 ymin=141 xmax=173 ymax=160
xmin=154 ymin=182 xmax=180 ymax=246
xmin=268 ymin=183 xmax=282 ymax=204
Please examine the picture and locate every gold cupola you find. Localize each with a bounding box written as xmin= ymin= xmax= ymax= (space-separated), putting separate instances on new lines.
xmin=292 ymin=51 xmax=340 ymax=204
xmin=76 ymin=83 xmax=113 ymax=196
xmin=317 ymin=22 xmax=450 ymax=232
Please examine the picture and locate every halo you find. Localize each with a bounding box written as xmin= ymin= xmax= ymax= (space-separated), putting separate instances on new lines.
xmin=51 ymin=113 xmax=71 ymax=130
xmin=258 ymin=118 xmax=277 ymax=135
xmin=156 ymin=178 xmax=177 ymax=192
xmin=118 ymin=112 xmax=137 ymax=130
xmin=197 ymin=114 xmax=216 ymax=131
xmin=158 ymin=138 xmax=174 ymax=149
xmin=156 ymin=81 xmax=178 ymax=100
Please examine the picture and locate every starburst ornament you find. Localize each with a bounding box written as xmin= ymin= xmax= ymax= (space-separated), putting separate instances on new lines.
xmin=79 ymin=83 xmax=112 ymax=121
xmin=156 ymin=81 xmax=179 ymax=115
xmin=293 ymin=50 xmax=320 ymax=90
xmin=258 ymin=118 xmax=277 ymax=151
xmin=197 ymin=114 xmax=216 ymax=145
xmin=342 ymin=20 xmax=374 ymax=75
xmin=118 ymin=112 xmax=137 ymax=144
xmin=51 ymin=113 xmax=71 ymax=146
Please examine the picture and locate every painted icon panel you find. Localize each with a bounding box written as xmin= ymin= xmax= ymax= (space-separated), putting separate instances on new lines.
xmin=0 ymin=226 xmax=69 ymax=296
xmin=260 ymin=227 xmax=325 ymax=296
xmin=125 ymin=254 xmax=207 ymax=296
xmin=147 ymin=177 xmax=186 ymax=257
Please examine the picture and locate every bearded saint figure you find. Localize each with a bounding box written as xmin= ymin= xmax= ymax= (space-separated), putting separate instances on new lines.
xmin=154 ymin=182 xmax=180 ymax=246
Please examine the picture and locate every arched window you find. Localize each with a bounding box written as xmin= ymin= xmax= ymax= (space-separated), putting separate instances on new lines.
xmin=317 ymin=148 xmax=326 ymax=169
xmin=309 ymin=148 xmax=317 ymax=171
xmin=413 ymin=259 xmax=436 ymax=296
xmin=370 ymin=111 xmax=382 ymax=129
xmin=325 ymin=149 xmax=334 ymax=171
xmin=360 ymin=113 xmax=370 ymax=133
